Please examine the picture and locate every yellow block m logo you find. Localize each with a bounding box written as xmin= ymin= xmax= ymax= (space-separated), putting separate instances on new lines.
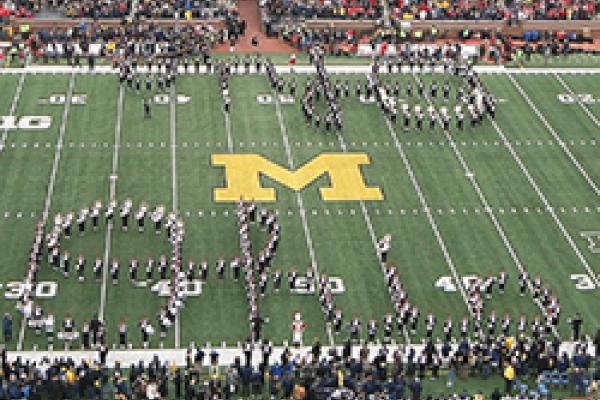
xmin=212 ymin=153 xmax=383 ymax=202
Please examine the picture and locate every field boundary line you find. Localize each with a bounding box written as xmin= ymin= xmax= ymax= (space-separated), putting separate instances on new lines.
xmin=554 ymin=73 xmax=600 ymax=128
xmin=507 ymin=74 xmax=600 ymax=197
xmin=0 ymin=73 xmax=25 ymax=151
xmin=488 ymin=117 xmax=600 ymax=287
xmin=272 ymin=87 xmax=334 ymax=346
xmin=17 ymin=73 xmax=75 ymax=351
xmin=414 ymin=74 xmax=555 ymax=330
xmin=99 ymin=84 xmax=124 ymax=322
xmin=5 ymin=65 xmax=600 ymax=75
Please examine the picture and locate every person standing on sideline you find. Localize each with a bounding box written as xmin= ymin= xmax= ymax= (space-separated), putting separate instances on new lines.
xmin=504 ymin=363 xmax=515 ymax=394
xmin=3 ymin=313 xmax=12 ymax=342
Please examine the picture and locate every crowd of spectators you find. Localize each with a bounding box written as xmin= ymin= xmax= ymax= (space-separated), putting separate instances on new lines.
xmin=0 ymin=0 xmax=599 ymax=22
xmin=261 ymin=0 xmax=598 ymax=21
xmin=0 ymin=331 xmax=598 ymax=399
xmin=0 ymin=0 xmax=131 ymax=19
xmin=387 ymin=0 xmax=598 ymax=21
xmin=0 ymin=0 xmax=238 ymax=20
xmin=134 ymin=0 xmax=237 ymax=20
xmin=0 ymin=0 xmax=38 ymax=18
xmin=54 ymin=0 xmax=132 ymax=19
xmin=262 ymin=0 xmax=383 ymax=21
xmin=0 ymin=17 xmax=246 ymax=65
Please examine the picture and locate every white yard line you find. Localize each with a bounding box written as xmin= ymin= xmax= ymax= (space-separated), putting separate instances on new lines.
xmin=41 ymin=74 xmax=75 ymax=223
xmin=333 ymin=121 xmax=426 ymax=341
xmin=170 ymin=83 xmax=181 ymax=349
xmin=507 ymin=74 xmax=600 ymax=197
xmin=224 ymin=111 xmax=233 ymax=152
xmin=554 ymin=73 xmax=600 ymax=129
xmin=415 ymin=74 xmax=555 ymax=330
xmin=272 ymin=90 xmax=334 ymax=346
xmin=99 ymin=84 xmax=124 ymax=322
xmin=171 ymin=84 xmax=179 ymax=215
xmin=17 ymin=73 xmax=75 ymax=351
xmin=381 ymin=114 xmax=472 ymax=317
xmin=489 ymin=117 xmax=600 ymax=287
xmin=223 ymin=100 xmax=234 ymax=152
xmin=0 ymin=73 xmax=25 ymax=151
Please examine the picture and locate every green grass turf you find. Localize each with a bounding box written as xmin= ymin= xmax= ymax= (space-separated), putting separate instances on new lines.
xmin=0 ymin=70 xmax=599 ymax=354
xmin=505 ymin=53 xmax=600 ymax=68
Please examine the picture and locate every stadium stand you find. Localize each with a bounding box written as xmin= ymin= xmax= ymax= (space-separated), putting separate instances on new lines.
xmin=0 ymin=337 xmax=599 ymax=398
xmin=388 ymin=0 xmax=598 ymax=21
xmin=262 ymin=0 xmax=383 ymax=21
xmin=134 ymin=0 xmax=238 ymax=19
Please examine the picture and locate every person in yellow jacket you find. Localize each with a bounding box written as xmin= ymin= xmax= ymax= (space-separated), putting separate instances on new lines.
xmin=503 ymin=363 xmax=515 ymax=394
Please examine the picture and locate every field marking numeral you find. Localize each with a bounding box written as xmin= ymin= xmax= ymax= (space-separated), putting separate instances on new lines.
xmin=291 ymin=276 xmax=345 ymax=295
xmin=256 ymin=94 xmax=295 ymax=105
xmin=4 ymin=281 xmax=57 ymax=299
xmin=38 ymin=94 xmax=87 ymax=105
xmin=0 ymin=116 xmax=52 ymax=131
xmin=434 ymin=275 xmax=480 ymax=292
xmin=153 ymin=94 xmax=191 ymax=105
xmin=580 ymin=231 xmax=600 ymax=253
xmin=150 ymin=279 xmax=203 ymax=297
xmin=570 ymin=274 xmax=596 ymax=290
xmin=557 ymin=93 xmax=598 ymax=104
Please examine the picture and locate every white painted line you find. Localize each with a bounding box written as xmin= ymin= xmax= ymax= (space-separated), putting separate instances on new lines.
xmin=18 ymin=73 xmax=75 ymax=351
xmin=224 ymin=105 xmax=233 ymax=152
xmin=170 ymin=84 xmax=181 ymax=349
xmin=272 ymin=88 xmax=333 ymax=346
xmin=508 ymin=74 xmax=600 ymax=197
xmin=489 ymin=116 xmax=600 ymax=287
xmin=554 ymin=73 xmax=600 ymax=131
xmin=416 ymin=74 xmax=551 ymax=328
xmin=6 ymin=65 xmax=600 ymax=76
xmin=99 ymin=84 xmax=124 ymax=323
xmin=383 ymin=112 xmax=472 ymax=317
xmin=0 ymin=74 xmax=25 ymax=151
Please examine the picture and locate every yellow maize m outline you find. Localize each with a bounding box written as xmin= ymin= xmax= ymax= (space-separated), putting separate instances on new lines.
xmin=211 ymin=153 xmax=384 ymax=202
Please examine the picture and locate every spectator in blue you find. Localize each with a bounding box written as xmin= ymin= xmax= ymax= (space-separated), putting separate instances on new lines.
xmin=282 ymin=373 xmax=294 ymax=398
xmin=8 ymin=374 xmax=21 ymax=399
xmin=270 ymin=362 xmax=283 ymax=381
xmin=572 ymin=367 xmax=584 ymax=394
xmin=362 ymin=373 xmax=379 ymax=395
xmin=3 ymin=313 xmax=12 ymax=342
xmin=251 ymin=367 xmax=263 ymax=397
xmin=410 ymin=377 xmax=422 ymax=400
xmin=447 ymin=358 xmax=457 ymax=388
xmin=240 ymin=364 xmax=251 ymax=396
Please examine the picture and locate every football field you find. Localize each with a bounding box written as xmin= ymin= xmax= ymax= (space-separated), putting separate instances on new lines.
xmin=0 ymin=66 xmax=600 ymax=352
